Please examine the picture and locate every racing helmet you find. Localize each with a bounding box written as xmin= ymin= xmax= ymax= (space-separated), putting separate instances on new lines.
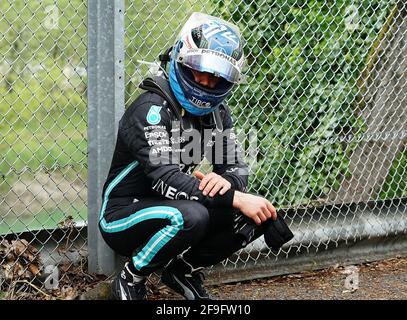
xmin=168 ymin=12 xmax=245 ymax=116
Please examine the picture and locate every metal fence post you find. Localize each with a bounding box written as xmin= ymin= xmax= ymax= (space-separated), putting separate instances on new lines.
xmin=87 ymin=0 xmax=125 ymax=275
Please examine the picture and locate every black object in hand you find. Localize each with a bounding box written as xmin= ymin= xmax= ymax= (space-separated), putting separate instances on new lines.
xmin=233 ymin=212 xmax=294 ymax=251
xmin=262 ymin=213 xmax=294 ymax=251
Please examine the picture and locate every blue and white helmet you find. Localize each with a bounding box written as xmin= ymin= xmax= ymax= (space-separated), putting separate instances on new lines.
xmin=168 ymin=12 xmax=245 ymax=116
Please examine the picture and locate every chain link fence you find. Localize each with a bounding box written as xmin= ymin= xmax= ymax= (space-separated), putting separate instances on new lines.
xmin=1 ymin=0 xmax=407 ymax=298
xmin=125 ymin=0 xmax=407 ymax=280
xmin=0 ymin=0 xmax=87 ymax=298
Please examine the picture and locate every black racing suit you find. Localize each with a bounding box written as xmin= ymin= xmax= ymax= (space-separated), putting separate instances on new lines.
xmin=98 ymin=89 xmax=260 ymax=276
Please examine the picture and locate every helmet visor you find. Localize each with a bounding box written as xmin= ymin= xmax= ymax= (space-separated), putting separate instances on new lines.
xmin=177 ymin=49 xmax=243 ymax=84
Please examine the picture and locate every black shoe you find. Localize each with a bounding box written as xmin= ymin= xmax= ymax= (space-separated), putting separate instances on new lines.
xmin=161 ymin=259 xmax=212 ymax=300
xmin=111 ymin=263 xmax=147 ymax=300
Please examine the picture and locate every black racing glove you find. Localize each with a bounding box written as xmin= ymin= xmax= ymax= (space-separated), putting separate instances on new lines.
xmin=233 ymin=211 xmax=294 ymax=251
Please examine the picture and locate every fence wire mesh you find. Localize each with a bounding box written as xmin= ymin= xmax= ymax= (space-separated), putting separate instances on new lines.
xmin=125 ymin=0 xmax=407 ymax=273
xmin=1 ymin=0 xmax=407 ymax=298
xmin=0 ymin=0 xmax=87 ymax=298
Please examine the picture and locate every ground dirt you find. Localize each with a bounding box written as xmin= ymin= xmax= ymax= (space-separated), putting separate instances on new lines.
xmin=148 ymin=256 xmax=407 ymax=300
xmin=2 ymin=256 xmax=406 ymax=300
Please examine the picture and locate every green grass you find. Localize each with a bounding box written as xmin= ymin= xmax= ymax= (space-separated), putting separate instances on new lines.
xmin=0 ymin=0 xmax=208 ymax=233
xmin=1 ymin=0 xmax=89 ymax=235
xmin=0 ymin=0 xmax=88 ymax=181
xmin=0 ymin=207 xmax=87 ymax=235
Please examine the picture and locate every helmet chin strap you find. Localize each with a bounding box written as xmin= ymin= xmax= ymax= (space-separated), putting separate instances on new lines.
xmin=158 ymin=47 xmax=173 ymax=79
